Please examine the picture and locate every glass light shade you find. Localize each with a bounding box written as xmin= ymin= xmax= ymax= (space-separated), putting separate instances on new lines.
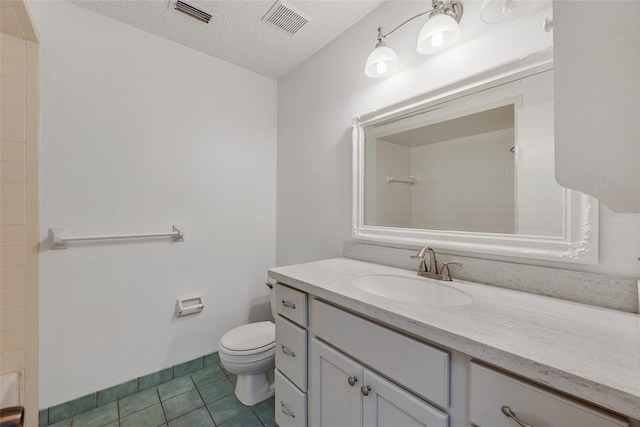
xmin=480 ymin=0 xmax=538 ymax=23
xmin=365 ymin=45 xmax=400 ymax=78
xmin=416 ymin=13 xmax=461 ymax=55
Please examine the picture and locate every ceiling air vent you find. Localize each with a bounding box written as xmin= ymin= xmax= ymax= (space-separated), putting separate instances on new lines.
xmin=262 ymin=1 xmax=310 ymax=36
xmin=172 ymin=0 xmax=212 ymax=24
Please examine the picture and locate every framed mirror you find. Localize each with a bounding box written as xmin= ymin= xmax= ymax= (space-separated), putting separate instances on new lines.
xmin=352 ymin=51 xmax=598 ymax=264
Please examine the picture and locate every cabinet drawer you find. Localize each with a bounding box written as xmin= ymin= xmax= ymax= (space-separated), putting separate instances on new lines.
xmin=276 ymin=369 xmax=307 ymax=427
xmin=276 ymin=315 xmax=308 ymax=391
xmin=310 ymin=299 xmax=449 ymax=409
xmin=470 ymin=363 xmax=629 ymax=427
xmin=276 ymin=283 xmax=308 ymax=327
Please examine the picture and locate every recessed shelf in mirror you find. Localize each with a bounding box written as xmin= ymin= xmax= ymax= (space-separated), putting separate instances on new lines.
xmin=352 ymin=51 xmax=598 ymax=264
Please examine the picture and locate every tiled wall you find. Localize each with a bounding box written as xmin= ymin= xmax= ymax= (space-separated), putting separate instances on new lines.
xmin=410 ymin=128 xmax=515 ymax=233
xmin=1 ymin=26 xmax=40 ymax=427
xmin=372 ymin=129 xmax=514 ymax=233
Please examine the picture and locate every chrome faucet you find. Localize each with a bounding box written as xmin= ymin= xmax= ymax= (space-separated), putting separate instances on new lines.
xmin=410 ymin=247 xmax=463 ymax=282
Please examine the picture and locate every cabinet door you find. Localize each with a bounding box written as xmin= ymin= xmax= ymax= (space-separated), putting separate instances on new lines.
xmin=310 ymin=338 xmax=363 ymax=427
xmin=363 ymin=369 xmax=449 ymax=427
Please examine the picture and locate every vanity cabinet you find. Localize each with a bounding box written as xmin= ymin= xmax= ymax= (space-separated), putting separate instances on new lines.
xmin=273 ymin=281 xmax=635 ymax=427
xmin=311 ymin=338 xmax=448 ymax=427
xmin=270 ymin=257 xmax=640 ymax=427
xmin=470 ymin=363 xmax=629 ymax=427
xmin=309 ymin=298 xmax=449 ymax=426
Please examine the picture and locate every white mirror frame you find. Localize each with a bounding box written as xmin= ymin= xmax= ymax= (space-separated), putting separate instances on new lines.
xmin=352 ymin=50 xmax=599 ymax=265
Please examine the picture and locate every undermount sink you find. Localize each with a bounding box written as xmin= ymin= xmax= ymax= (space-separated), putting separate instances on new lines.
xmin=352 ymin=274 xmax=473 ymax=307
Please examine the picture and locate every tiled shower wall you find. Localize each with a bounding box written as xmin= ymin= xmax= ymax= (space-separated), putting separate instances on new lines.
xmin=373 ymin=128 xmax=515 ymax=233
xmin=1 ymin=13 xmax=40 ymax=427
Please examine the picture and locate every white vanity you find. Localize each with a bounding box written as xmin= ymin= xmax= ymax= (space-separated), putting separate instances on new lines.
xmin=269 ymin=257 xmax=640 ymax=427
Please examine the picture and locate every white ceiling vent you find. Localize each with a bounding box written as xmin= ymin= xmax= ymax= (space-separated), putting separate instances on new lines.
xmin=170 ymin=0 xmax=213 ymax=24
xmin=262 ymin=1 xmax=310 ymax=36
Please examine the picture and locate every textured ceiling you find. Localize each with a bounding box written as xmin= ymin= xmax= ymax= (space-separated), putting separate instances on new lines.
xmin=72 ymin=0 xmax=385 ymax=79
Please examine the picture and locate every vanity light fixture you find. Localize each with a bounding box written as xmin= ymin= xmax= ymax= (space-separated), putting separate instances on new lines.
xmin=480 ymin=0 xmax=538 ymax=23
xmin=365 ymin=0 xmax=463 ymax=78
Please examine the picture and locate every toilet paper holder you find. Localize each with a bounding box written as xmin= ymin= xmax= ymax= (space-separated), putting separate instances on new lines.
xmin=176 ymin=296 xmax=205 ymax=317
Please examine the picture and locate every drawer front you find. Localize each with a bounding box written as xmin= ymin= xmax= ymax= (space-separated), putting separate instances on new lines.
xmin=470 ymin=363 xmax=629 ymax=427
xmin=276 ymin=369 xmax=307 ymax=427
xmin=310 ymin=299 xmax=449 ymax=409
xmin=276 ymin=315 xmax=308 ymax=391
xmin=276 ymin=283 xmax=308 ymax=327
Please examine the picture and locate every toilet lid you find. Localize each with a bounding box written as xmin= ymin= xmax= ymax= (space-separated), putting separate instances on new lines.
xmin=220 ymin=321 xmax=275 ymax=352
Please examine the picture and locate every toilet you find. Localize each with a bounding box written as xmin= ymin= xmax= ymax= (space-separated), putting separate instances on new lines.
xmin=218 ymin=283 xmax=276 ymax=406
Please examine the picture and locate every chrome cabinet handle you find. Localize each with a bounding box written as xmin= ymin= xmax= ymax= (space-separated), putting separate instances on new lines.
xmin=347 ymin=376 xmax=358 ymax=387
xmin=281 ymin=299 xmax=296 ymax=309
xmin=361 ymin=385 xmax=371 ymax=396
xmin=502 ymin=406 xmax=533 ymax=427
xmin=281 ymin=401 xmax=295 ymax=418
xmin=281 ymin=344 xmax=296 ymax=357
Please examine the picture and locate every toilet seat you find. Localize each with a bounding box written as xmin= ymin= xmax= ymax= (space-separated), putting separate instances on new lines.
xmin=219 ymin=321 xmax=275 ymax=361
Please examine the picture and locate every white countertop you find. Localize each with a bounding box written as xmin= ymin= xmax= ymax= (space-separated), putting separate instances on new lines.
xmin=268 ymin=257 xmax=640 ymax=420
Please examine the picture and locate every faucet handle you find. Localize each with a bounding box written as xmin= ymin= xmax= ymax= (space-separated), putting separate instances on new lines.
xmin=440 ymin=261 xmax=463 ymax=281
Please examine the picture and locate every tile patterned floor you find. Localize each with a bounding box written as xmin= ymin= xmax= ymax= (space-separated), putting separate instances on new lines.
xmin=43 ymin=364 xmax=276 ymax=427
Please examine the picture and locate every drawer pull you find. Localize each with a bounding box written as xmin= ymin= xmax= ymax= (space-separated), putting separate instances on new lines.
xmin=281 ymin=344 xmax=296 ymax=357
xmin=347 ymin=376 xmax=358 ymax=387
xmin=265 ymin=282 xmax=274 ymax=289
xmin=361 ymin=385 xmax=371 ymax=396
xmin=281 ymin=401 xmax=296 ymax=418
xmin=281 ymin=299 xmax=296 ymax=309
xmin=501 ymin=406 xmax=533 ymax=427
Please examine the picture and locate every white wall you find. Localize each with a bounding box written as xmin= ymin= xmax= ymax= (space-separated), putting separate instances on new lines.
xmin=277 ymin=0 xmax=640 ymax=278
xmin=410 ymin=129 xmax=514 ymax=233
xmin=30 ymin=2 xmax=277 ymax=407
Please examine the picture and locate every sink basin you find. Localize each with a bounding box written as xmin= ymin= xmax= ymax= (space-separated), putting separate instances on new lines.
xmin=352 ymin=274 xmax=473 ymax=307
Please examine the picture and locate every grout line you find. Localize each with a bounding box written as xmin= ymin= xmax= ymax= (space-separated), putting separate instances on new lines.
xmin=116 ymin=397 xmax=121 ymax=426
xmin=156 ymin=387 xmax=169 ymax=426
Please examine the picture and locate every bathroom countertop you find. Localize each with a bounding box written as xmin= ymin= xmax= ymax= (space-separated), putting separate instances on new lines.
xmin=268 ymin=257 xmax=640 ymax=420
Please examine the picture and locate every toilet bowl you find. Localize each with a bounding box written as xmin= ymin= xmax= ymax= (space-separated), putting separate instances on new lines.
xmin=218 ymin=284 xmax=276 ymax=406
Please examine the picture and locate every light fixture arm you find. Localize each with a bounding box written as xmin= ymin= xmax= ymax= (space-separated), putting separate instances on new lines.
xmin=375 ymin=0 xmax=463 ymax=44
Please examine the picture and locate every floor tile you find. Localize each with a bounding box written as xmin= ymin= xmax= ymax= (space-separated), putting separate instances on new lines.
xmin=120 ymin=403 xmax=166 ymax=427
xmin=197 ymin=377 xmax=234 ymax=404
xmin=101 ymin=422 xmax=118 ymax=427
xmin=174 ymin=358 xmax=204 ymax=378
xmin=158 ymin=376 xmax=195 ymax=401
xmin=207 ymin=394 xmax=251 ymax=426
xmin=168 ymin=407 xmax=215 ymax=427
xmin=252 ymin=396 xmax=275 ymax=426
xmin=219 ymin=410 xmax=264 ymax=427
xmin=139 ymin=368 xmax=173 ymax=391
xmin=97 ymin=379 xmax=138 ymax=406
xmin=162 ymin=389 xmax=204 ymax=421
xmin=119 ymin=387 xmax=160 ymax=418
xmin=47 ymin=419 xmax=71 ymax=427
xmin=190 ymin=365 xmax=226 ymax=387
xmin=72 ymin=402 xmax=118 ymax=427
xmin=48 ymin=393 xmax=96 ymax=424
xmin=39 ymin=409 xmax=47 ymax=426
xmin=226 ymin=373 xmax=237 ymax=385
xmin=203 ymin=352 xmax=220 ymax=367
